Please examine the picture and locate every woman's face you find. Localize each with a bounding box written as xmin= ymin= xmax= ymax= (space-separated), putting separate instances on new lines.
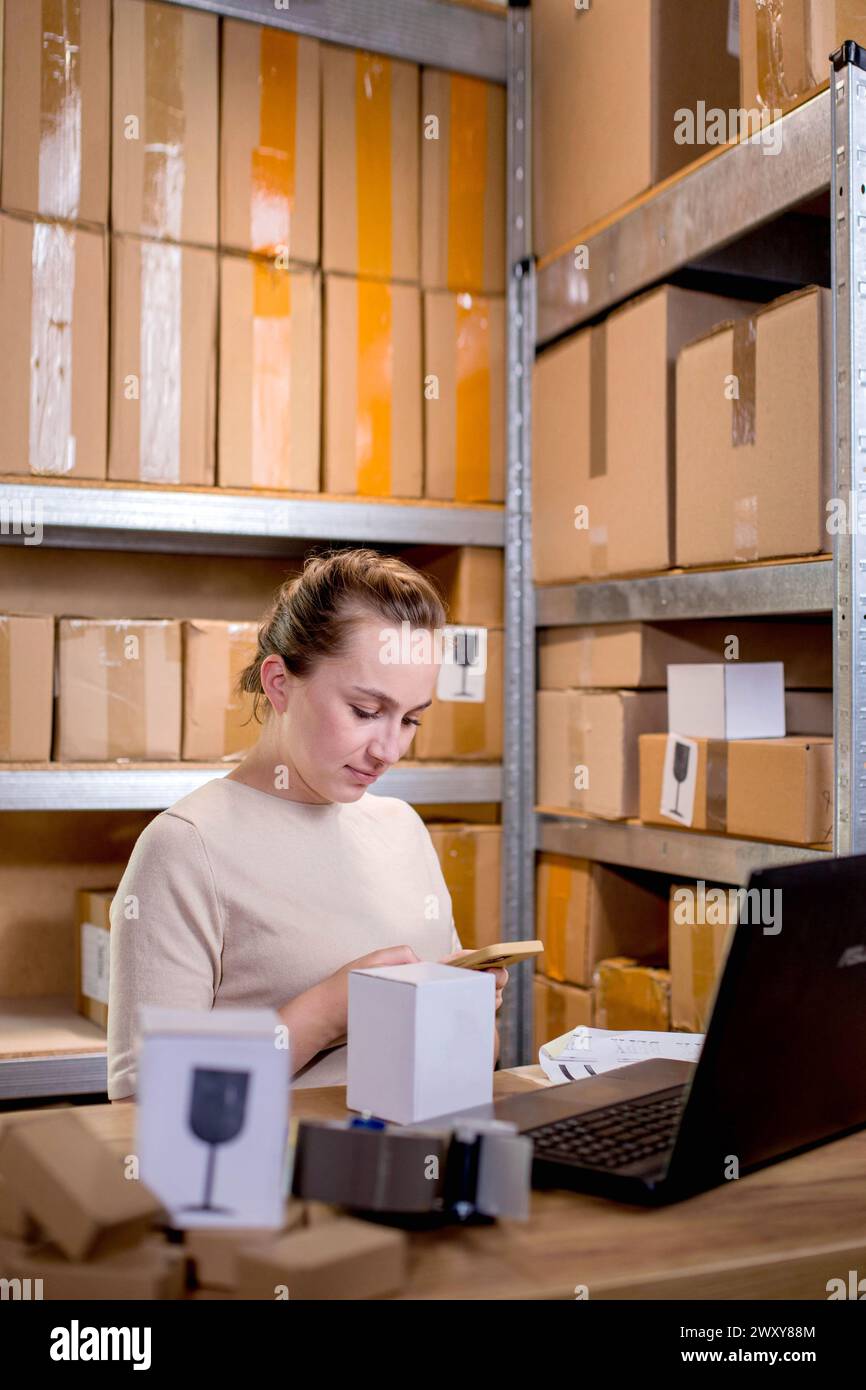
xmin=265 ymin=614 xmax=441 ymax=803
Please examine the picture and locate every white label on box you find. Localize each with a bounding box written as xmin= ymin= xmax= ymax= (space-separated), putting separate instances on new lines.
xmin=436 ymin=626 xmax=487 ymax=703
xmin=81 ymin=922 xmax=110 ymax=1004
xmin=660 ymin=733 xmax=698 ymax=827
xmin=727 ymin=0 xmax=740 ymax=58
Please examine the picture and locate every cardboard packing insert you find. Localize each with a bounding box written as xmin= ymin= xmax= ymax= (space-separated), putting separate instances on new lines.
xmin=324 ymin=274 xmax=422 ymax=498
xmin=322 ymin=45 xmax=419 ymax=282
xmin=593 ymin=957 xmax=671 ymax=1033
xmin=54 ymin=618 xmax=182 ymax=762
xmin=182 ymin=619 xmax=259 ymax=762
xmin=0 ymin=613 xmax=54 ymax=761
xmin=1 ymin=0 xmax=110 ymax=225
xmin=111 ymin=0 xmax=218 ymax=245
xmin=423 ymin=290 xmax=505 ymax=504
xmin=420 ymin=68 xmax=505 ymax=295
xmin=218 ymin=256 xmax=321 ymax=492
xmin=109 ymin=233 xmax=217 ymax=486
xmin=426 ymin=823 xmax=501 ymax=951
xmin=0 ymin=212 xmax=108 ymax=479
xmin=220 ymin=20 xmax=320 ymax=262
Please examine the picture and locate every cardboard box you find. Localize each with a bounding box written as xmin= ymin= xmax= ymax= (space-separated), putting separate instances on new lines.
xmin=54 ymin=618 xmax=182 ymax=761
xmin=727 ymin=737 xmax=834 ymax=846
xmin=639 ymin=733 xmax=729 ymax=831
xmin=420 ymin=69 xmax=505 ymax=294
xmin=536 ymin=854 xmax=669 ymax=988
xmin=740 ymin=0 xmax=866 ymax=113
xmin=1 ymin=1234 xmax=186 ymax=1300
xmin=593 ymin=957 xmax=671 ymax=1032
xmin=536 ymin=689 xmax=667 ymax=818
xmin=322 ymin=46 xmax=418 ymax=281
xmin=109 ymin=234 xmax=217 ymax=485
xmin=786 ymin=689 xmax=832 ymax=735
xmin=532 ymin=286 xmax=751 ymax=582
xmin=533 ymin=974 xmax=593 ymax=1057
xmin=235 ymin=1217 xmax=407 ymax=1300
xmin=0 ymin=1112 xmax=162 ymax=1260
xmin=186 ymin=1205 xmax=304 ymax=1292
xmin=182 ymin=619 xmax=259 ymax=761
xmin=538 ymin=619 xmax=832 ymax=690
xmin=0 ymin=614 xmax=54 ymax=760
xmin=0 ymin=213 xmax=108 ymax=478
xmin=413 ymin=627 xmax=502 ymax=760
xmin=423 ymin=290 xmax=505 ymax=503
xmin=218 ymin=256 xmax=320 ymax=492
xmin=426 ymin=823 xmax=501 ymax=950
xmin=347 ymin=962 xmax=494 ymax=1125
xmin=76 ymin=888 xmax=115 ymax=1030
xmin=669 ymin=882 xmax=733 ymax=1032
xmin=0 ymin=1173 xmax=39 ymax=1242
xmin=409 ymin=546 xmax=503 ymax=627
xmin=220 ymin=20 xmax=319 ymax=262
xmin=667 ymin=662 xmax=785 ymax=739
xmin=1 ymin=0 xmax=110 ymax=224
xmin=676 ymin=287 xmax=832 ymax=567
xmin=137 ymin=1006 xmax=290 ymax=1230
xmin=112 ymin=0 xmax=218 ymax=245
xmin=323 ymin=274 xmax=422 ymax=498
xmin=533 ymin=0 xmax=739 ymax=259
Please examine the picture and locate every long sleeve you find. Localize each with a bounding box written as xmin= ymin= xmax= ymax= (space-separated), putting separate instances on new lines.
xmin=107 ymin=811 xmax=224 ymax=1099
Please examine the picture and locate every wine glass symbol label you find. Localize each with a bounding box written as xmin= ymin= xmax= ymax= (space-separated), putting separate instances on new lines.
xmin=436 ymin=626 xmax=488 ymax=703
xmin=661 ymin=733 xmax=698 ymax=826
xmin=181 ymin=1067 xmax=251 ymax=1214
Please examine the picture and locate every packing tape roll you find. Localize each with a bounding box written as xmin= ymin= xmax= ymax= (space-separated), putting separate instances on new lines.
xmin=30 ymin=221 xmax=77 ymax=475
xmin=454 ymin=293 xmax=491 ymax=502
xmin=139 ymin=239 xmax=182 ymax=483
xmin=292 ymin=1124 xmax=449 ymax=1212
xmin=447 ymin=75 xmax=486 ymax=292
xmin=143 ymin=2 xmax=184 ymax=240
xmin=356 ymin=278 xmax=393 ymax=496
xmin=39 ymin=0 xmax=82 ymax=219
xmin=250 ymin=27 xmax=297 ymax=255
xmin=251 ymin=259 xmax=292 ymax=489
xmin=355 ymin=52 xmax=392 ymax=280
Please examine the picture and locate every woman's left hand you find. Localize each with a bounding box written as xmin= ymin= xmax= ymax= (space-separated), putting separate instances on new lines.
xmin=439 ymin=949 xmax=509 ymax=1012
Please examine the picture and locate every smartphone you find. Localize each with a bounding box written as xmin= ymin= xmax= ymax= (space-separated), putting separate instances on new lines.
xmin=448 ymin=940 xmax=544 ymax=971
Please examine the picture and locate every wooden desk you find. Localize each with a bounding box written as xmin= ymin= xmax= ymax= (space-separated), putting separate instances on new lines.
xmin=3 ymin=1065 xmax=865 ymax=1300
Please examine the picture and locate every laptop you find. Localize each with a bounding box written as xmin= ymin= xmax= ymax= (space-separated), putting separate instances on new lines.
xmin=434 ymin=856 xmax=866 ymax=1205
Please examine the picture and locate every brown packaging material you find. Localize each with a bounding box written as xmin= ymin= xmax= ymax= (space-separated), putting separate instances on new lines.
xmin=111 ymin=0 xmax=218 ymax=245
xmin=538 ymin=618 xmax=832 ymax=690
xmin=75 ymin=887 xmax=115 ymax=1030
xmin=727 ymin=737 xmax=834 ymax=846
xmin=323 ymin=274 xmax=422 ymax=498
xmin=676 ymin=287 xmax=833 ymax=566
xmin=536 ymin=854 xmax=669 ymax=989
xmin=109 ymin=233 xmax=217 ymax=485
xmin=220 ymin=20 xmax=319 ymax=262
xmin=593 ymin=957 xmax=671 ymax=1032
xmin=533 ymin=0 xmax=739 ymax=260
xmin=413 ymin=627 xmax=502 ymax=760
xmin=0 ymin=1173 xmax=39 ymax=1242
xmin=537 ymin=689 xmax=667 ymax=819
xmin=235 ymin=1217 xmax=407 ymax=1300
xmin=426 ymin=823 xmax=501 ymax=950
xmin=420 ymin=69 xmax=505 ymax=294
xmin=416 ymin=803 xmax=500 ymax=825
xmin=181 ymin=619 xmax=259 ymax=761
xmin=786 ymin=689 xmax=832 ymax=735
xmin=740 ymin=0 xmax=866 ymax=112
xmin=533 ymin=286 xmax=751 ymax=582
xmin=408 ymin=546 xmax=503 ymax=627
xmin=0 ymin=1113 xmax=162 ymax=1261
xmin=1 ymin=1234 xmax=185 ymax=1299
xmin=322 ymin=46 xmax=418 ymax=282
xmin=669 ymin=883 xmax=733 ymax=1032
xmin=0 ymin=212 xmax=108 ymax=478
xmin=219 ymin=256 xmax=321 ymax=492
xmin=533 ymin=974 xmax=593 ymax=1055
xmin=639 ymin=733 xmax=729 ymax=831
xmin=1 ymin=0 xmax=110 ymax=224
xmin=0 ymin=614 xmax=54 ymax=760
xmin=186 ymin=1204 xmax=304 ymax=1292
xmin=54 ymin=618 xmax=182 ymax=762
xmin=423 ymin=290 xmax=505 ymax=503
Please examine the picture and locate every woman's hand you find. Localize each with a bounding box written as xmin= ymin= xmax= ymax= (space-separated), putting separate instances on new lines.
xmin=319 ymin=944 xmax=422 ymax=1042
xmin=439 ymin=949 xmax=509 ymax=1012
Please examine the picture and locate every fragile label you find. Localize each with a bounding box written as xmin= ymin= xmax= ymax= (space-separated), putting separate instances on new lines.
xmin=436 ymin=626 xmax=487 ymax=703
xmin=660 ymin=733 xmax=698 ymax=827
xmin=82 ymin=922 xmax=110 ymax=1004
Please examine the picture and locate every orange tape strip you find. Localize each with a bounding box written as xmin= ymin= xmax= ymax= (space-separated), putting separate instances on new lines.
xmin=251 ymin=28 xmax=297 ymax=255
xmin=355 ymin=54 xmax=392 ymax=280
xmin=447 ymin=75 xmax=486 ymax=291
xmin=454 ymin=295 xmax=491 ymax=502
xmin=252 ymin=258 xmax=292 ymax=488
xmin=356 ymin=278 xmax=392 ymax=495
xmin=544 ymin=856 xmax=573 ymax=983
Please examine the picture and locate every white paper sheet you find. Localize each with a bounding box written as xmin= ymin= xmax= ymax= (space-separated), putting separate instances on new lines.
xmin=539 ymin=1026 xmax=704 ymax=1085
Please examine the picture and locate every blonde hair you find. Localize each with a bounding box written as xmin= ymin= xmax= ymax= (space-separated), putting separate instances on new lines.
xmin=238 ymin=547 xmax=449 ymax=725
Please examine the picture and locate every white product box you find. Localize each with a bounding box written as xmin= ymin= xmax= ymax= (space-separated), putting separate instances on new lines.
xmin=346 ymin=962 xmax=495 ymax=1125
xmin=136 ymin=1006 xmax=290 ymax=1230
xmin=667 ymin=662 xmax=785 ymax=740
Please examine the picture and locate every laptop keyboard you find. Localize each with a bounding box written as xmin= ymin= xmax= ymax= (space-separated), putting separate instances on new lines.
xmin=525 ymin=1085 xmax=688 ymax=1172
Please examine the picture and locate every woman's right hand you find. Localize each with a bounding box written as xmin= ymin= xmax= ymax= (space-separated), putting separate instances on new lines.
xmin=320 ymin=944 xmax=420 ymax=1043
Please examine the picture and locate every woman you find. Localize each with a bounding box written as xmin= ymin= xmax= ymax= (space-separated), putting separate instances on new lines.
xmin=107 ymin=548 xmax=508 ymax=1101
